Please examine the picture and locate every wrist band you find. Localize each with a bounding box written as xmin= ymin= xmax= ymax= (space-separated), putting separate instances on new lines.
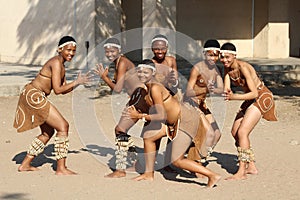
xmin=141 ymin=114 xmax=147 ymax=122
xmin=172 ymin=79 xmax=179 ymax=87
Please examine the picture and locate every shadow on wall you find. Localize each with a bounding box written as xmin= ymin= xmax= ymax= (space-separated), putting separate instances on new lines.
xmin=16 ymin=0 xmax=119 ymax=67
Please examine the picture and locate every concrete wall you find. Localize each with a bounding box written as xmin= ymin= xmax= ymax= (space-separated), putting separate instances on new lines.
xmin=253 ymin=0 xmax=268 ymax=57
xmin=0 ymin=0 xmax=96 ymax=68
xmin=121 ymin=0 xmax=143 ymax=62
xmin=176 ymin=0 xmax=253 ymax=58
xmin=0 ymin=0 xmax=298 ymax=65
xmin=289 ymin=0 xmax=300 ymax=57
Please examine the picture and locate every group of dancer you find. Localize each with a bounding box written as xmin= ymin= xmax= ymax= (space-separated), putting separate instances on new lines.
xmin=13 ymin=34 xmax=277 ymax=188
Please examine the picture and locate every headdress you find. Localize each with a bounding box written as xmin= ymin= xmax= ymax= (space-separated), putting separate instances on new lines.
xmin=58 ymin=36 xmax=77 ymax=48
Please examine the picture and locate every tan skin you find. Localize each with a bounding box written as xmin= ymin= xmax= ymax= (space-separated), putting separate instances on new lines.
xmin=94 ymin=46 xmax=145 ymax=178
xmin=18 ymin=44 xmax=90 ymax=175
xmin=152 ymin=40 xmax=178 ymax=86
xmin=95 ymin=46 xmax=144 ymax=96
xmin=220 ymin=52 xmax=260 ymax=180
xmin=185 ymin=50 xmax=223 ymax=152
xmin=125 ymin=67 xmax=221 ymax=188
xmin=152 ymin=40 xmax=179 ymax=171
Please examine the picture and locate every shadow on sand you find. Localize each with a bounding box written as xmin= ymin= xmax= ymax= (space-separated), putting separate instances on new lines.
xmin=12 ymin=144 xmax=82 ymax=171
xmin=0 ymin=192 xmax=30 ymax=200
xmin=158 ymin=151 xmax=237 ymax=187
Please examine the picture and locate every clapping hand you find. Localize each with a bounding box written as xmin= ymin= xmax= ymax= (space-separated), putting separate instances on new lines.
xmin=207 ymin=80 xmax=215 ymax=93
xmin=168 ymin=69 xmax=178 ymax=86
xmin=76 ymin=71 xmax=93 ymax=85
xmin=94 ymin=63 xmax=109 ymax=79
xmin=222 ymin=88 xmax=233 ymax=101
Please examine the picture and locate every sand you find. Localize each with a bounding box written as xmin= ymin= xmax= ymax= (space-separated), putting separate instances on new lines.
xmin=0 ymin=87 xmax=300 ymax=200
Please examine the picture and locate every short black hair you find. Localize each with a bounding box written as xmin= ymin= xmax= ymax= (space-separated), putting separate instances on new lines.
xmin=104 ymin=37 xmax=121 ymax=46
xmin=140 ymin=59 xmax=155 ymax=67
xmin=204 ymin=39 xmax=220 ymax=48
xmin=58 ymin=36 xmax=76 ymax=47
xmin=220 ymin=42 xmax=236 ymax=51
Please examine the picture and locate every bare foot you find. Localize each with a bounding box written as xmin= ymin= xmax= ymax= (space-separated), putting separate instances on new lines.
xmin=225 ymin=173 xmax=247 ymax=180
xmin=246 ymin=168 xmax=258 ymax=175
xmin=246 ymin=163 xmax=258 ymax=175
xmin=207 ymin=174 xmax=221 ymax=188
xmin=18 ymin=165 xmax=39 ymax=172
xmin=105 ymin=170 xmax=126 ymax=178
xmin=55 ymin=168 xmax=77 ymax=175
xmin=133 ymin=172 xmax=154 ymax=181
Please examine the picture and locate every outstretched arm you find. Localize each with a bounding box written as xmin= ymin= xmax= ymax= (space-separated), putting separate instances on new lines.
xmin=52 ymin=60 xmax=89 ymax=95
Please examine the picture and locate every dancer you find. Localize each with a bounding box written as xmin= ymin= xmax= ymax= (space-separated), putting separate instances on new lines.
xmin=151 ymin=34 xmax=178 ymax=96
xmin=184 ymin=39 xmax=223 ymax=161
xmin=151 ymin=34 xmax=179 ymax=170
xmin=220 ymin=42 xmax=277 ymax=180
xmin=13 ymin=36 xmax=90 ymax=175
xmin=125 ymin=59 xmax=221 ymax=188
xmin=94 ymin=37 xmax=147 ymax=178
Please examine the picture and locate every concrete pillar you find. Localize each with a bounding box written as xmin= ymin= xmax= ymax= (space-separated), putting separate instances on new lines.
xmin=95 ymin=0 xmax=122 ymax=46
xmin=142 ymin=0 xmax=176 ymax=59
xmin=254 ymin=0 xmax=289 ymax=58
xmin=267 ymin=0 xmax=289 ymax=58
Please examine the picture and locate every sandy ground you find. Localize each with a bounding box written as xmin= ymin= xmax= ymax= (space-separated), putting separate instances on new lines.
xmin=0 ymin=86 xmax=300 ymax=200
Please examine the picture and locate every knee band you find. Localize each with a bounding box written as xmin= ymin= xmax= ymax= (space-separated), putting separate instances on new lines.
xmin=54 ymin=137 xmax=69 ymax=160
xmin=115 ymin=134 xmax=136 ymax=170
xmin=248 ymin=147 xmax=255 ymax=162
xmin=237 ymin=147 xmax=250 ymax=162
xmin=128 ymin=140 xmax=137 ymax=166
xmin=27 ymin=137 xmax=45 ymax=156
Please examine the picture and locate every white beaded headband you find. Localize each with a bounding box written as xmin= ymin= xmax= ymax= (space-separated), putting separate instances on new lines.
xmin=103 ymin=43 xmax=121 ymax=49
xmin=151 ymin=37 xmax=169 ymax=45
xmin=58 ymin=41 xmax=77 ymax=49
xmin=137 ymin=64 xmax=156 ymax=72
xmin=204 ymin=47 xmax=220 ymax=52
xmin=220 ymin=50 xmax=237 ymax=55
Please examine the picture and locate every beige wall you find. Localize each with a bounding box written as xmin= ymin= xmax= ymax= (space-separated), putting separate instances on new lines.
xmin=176 ymin=0 xmax=253 ymax=58
xmin=0 ymin=0 xmax=298 ymax=65
xmin=253 ymin=0 xmax=268 ymax=57
xmin=0 ymin=0 xmax=96 ymax=67
xmin=174 ymin=0 xmax=294 ymax=58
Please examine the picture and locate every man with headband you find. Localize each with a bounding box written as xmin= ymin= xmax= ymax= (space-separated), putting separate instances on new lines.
xmin=94 ymin=37 xmax=149 ymax=178
xmin=150 ymin=34 xmax=182 ymax=172
xmin=184 ymin=39 xmax=223 ymax=163
xmin=151 ymin=34 xmax=179 ymax=97
xmin=220 ymin=42 xmax=277 ymax=180
xmin=14 ymin=36 xmax=90 ymax=175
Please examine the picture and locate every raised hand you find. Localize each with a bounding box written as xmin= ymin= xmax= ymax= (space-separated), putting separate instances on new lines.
xmin=94 ymin=63 xmax=109 ymax=79
xmin=76 ymin=71 xmax=92 ymax=85
xmin=168 ymin=69 xmax=178 ymax=86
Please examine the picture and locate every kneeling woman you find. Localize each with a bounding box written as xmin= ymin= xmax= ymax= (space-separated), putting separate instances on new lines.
xmin=125 ymin=59 xmax=221 ymax=188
